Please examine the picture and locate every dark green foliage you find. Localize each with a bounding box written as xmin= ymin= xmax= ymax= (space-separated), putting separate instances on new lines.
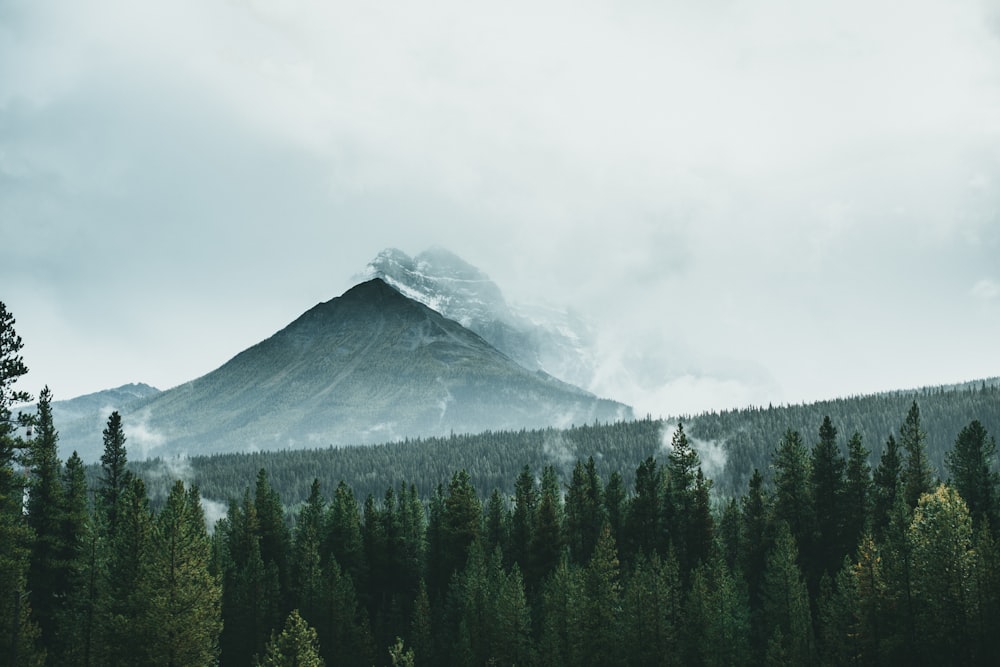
xmin=946 ymin=419 xmax=999 ymax=528
xmin=762 ymin=523 xmax=814 ymax=665
xmin=900 ymin=401 xmax=934 ymax=509
xmin=622 ymin=551 xmax=682 ymax=666
xmin=25 ymin=387 xmax=67 ymax=644
xmin=565 ymin=456 xmax=604 ymax=564
xmin=771 ymin=430 xmax=812 ymax=559
xmin=140 ymin=481 xmax=222 ymax=666
xmin=808 ymin=416 xmax=846 ymax=582
xmin=686 ymin=557 xmax=751 ymax=666
xmin=99 ymin=411 xmax=130 ymax=534
xmin=843 ymin=431 xmax=871 ymax=553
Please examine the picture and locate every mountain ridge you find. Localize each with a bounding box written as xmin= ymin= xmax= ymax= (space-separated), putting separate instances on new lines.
xmin=51 ymin=278 xmax=630 ymax=461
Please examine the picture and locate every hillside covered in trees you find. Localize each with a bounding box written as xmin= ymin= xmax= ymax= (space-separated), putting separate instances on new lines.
xmin=120 ymin=377 xmax=1000 ymax=508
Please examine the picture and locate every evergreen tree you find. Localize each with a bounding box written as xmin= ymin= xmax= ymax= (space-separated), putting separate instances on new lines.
xmin=570 ymin=523 xmax=623 ymax=667
xmin=872 ymin=434 xmax=902 ymax=538
xmin=440 ymin=470 xmax=481 ymax=586
xmin=946 ymin=419 xmax=999 ymax=528
xmin=565 ymin=457 xmax=604 ymax=564
xmin=604 ymin=471 xmax=626 ymax=549
xmin=25 ymin=386 xmax=67 ymax=644
xmin=255 ymin=468 xmax=292 ymax=615
xmin=665 ymin=422 xmax=704 ymax=571
xmin=624 ymin=456 xmax=662 ymax=560
xmin=140 ymin=481 xmax=222 ymax=666
xmin=771 ymin=429 xmax=812 ymax=555
xmin=102 ymin=475 xmax=153 ymax=667
xmin=622 ymin=551 xmax=682 ymax=666
xmin=537 ymin=556 xmax=580 ymax=667
xmin=686 ymin=557 xmax=751 ymax=666
xmin=483 ymin=488 xmax=507 ymax=558
xmin=323 ymin=480 xmax=366 ymax=594
xmin=219 ymin=491 xmax=282 ymax=666
xmin=909 ymin=485 xmax=976 ymax=665
xmin=850 ymin=535 xmax=889 ymax=665
xmin=843 ymin=431 xmax=872 ymax=554
xmin=900 ymin=402 xmax=933 ymax=510
xmin=0 ymin=302 xmax=42 ymax=666
xmin=256 ymin=609 xmax=325 ymax=667
xmin=509 ymin=465 xmax=536 ymax=570
xmin=317 ymin=557 xmax=374 ymax=667
xmin=529 ymin=466 xmax=563 ymax=594
xmin=809 ymin=416 xmax=846 ymax=581
xmin=761 ymin=523 xmax=814 ymax=665
xmin=408 ymin=579 xmax=433 ymax=667
xmin=99 ymin=411 xmax=130 ymax=534
xmin=292 ymin=479 xmax=326 ymax=625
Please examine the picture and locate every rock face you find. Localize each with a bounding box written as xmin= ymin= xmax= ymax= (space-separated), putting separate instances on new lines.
xmin=57 ymin=279 xmax=631 ymax=460
xmin=360 ymin=247 xmax=598 ymax=390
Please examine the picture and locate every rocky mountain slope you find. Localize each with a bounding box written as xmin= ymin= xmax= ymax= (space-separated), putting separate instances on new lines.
xmin=360 ymin=247 xmax=598 ymax=390
xmin=52 ymin=279 xmax=631 ymax=461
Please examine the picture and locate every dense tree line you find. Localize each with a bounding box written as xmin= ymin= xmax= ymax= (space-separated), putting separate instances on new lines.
xmin=116 ymin=380 xmax=1000 ymax=509
xmin=5 ymin=300 xmax=1000 ymax=665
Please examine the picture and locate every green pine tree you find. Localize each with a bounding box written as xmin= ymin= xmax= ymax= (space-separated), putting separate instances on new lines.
xmin=256 ymin=609 xmax=325 ymax=667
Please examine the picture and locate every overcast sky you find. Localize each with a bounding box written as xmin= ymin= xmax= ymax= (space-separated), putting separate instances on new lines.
xmin=2 ymin=0 xmax=999 ymax=419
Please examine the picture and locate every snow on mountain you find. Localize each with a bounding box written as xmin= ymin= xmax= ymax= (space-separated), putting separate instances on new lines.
xmin=358 ymin=247 xmax=599 ymax=391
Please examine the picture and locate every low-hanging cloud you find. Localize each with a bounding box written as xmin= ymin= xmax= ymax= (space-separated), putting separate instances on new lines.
xmin=661 ymin=421 xmax=728 ymax=483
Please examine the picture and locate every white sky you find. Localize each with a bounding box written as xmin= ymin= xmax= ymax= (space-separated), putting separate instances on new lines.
xmin=2 ymin=0 xmax=999 ymax=418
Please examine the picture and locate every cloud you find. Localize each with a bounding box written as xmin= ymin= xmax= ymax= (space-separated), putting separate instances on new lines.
xmin=542 ymin=431 xmax=577 ymax=474
xmin=3 ymin=0 xmax=1000 ymax=413
xmin=661 ymin=421 xmax=728 ymax=482
xmin=972 ymin=279 xmax=1000 ymax=302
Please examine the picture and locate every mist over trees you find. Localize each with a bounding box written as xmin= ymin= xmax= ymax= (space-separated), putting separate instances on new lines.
xmin=3 ymin=299 xmax=1000 ymax=665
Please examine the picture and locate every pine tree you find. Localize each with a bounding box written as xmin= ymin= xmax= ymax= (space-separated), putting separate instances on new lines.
xmin=624 ymin=456 xmax=662 ymax=560
xmin=102 ymin=475 xmax=153 ymax=667
xmin=771 ymin=429 xmax=812 ymax=556
xmin=25 ymin=386 xmax=67 ymax=644
xmin=99 ymin=411 xmax=130 ymax=534
xmin=604 ymin=471 xmax=626 ymax=549
xmin=140 ymin=481 xmax=222 ymax=666
xmin=686 ymin=557 xmax=751 ymax=666
xmin=292 ymin=479 xmax=326 ymax=625
xmin=843 ymin=431 xmax=872 ymax=555
xmin=538 ymin=556 xmax=580 ymax=667
xmin=909 ymin=485 xmax=976 ymax=665
xmin=219 ymin=491 xmax=282 ymax=666
xmin=622 ymin=551 xmax=682 ymax=666
xmin=440 ymin=470 xmax=481 ymax=586
xmin=761 ymin=523 xmax=814 ymax=665
xmin=899 ymin=402 xmax=933 ymax=510
xmin=256 ymin=609 xmax=325 ymax=667
xmin=0 ymin=302 xmax=42 ymax=666
xmin=255 ymin=468 xmax=292 ymax=616
xmin=809 ymin=416 xmax=846 ymax=582
xmin=529 ymin=466 xmax=563 ymax=594
xmin=323 ymin=480 xmax=366 ymax=594
xmin=946 ymin=419 xmax=999 ymax=528
xmin=565 ymin=457 xmax=604 ymax=564
xmin=872 ymin=434 xmax=902 ymax=538
xmin=509 ymin=465 xmax=536 ymax=570
xmin=570 ymin=523 xmax=623 ymax=667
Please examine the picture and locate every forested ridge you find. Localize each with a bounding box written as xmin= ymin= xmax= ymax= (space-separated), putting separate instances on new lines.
xmin=5 ymin=301 xmax=1000 ymax=665
xmin=121 ymin=377 xmax=1000 ymax=508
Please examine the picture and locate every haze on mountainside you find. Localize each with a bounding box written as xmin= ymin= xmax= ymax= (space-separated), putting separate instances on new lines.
xmin=51 ymin=275 xmax=630 ymax=462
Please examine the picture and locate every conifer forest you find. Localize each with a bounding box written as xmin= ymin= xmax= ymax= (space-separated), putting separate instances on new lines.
xmin=3 ymin=301 xmax=1000 ymax=666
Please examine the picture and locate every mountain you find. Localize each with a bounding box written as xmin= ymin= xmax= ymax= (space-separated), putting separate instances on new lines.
xmin=359 ymin=247 xmax=598 ymax=390
xmin=55 ymin=279 xmax=631 ymax=461
xmin=28 ymin=383 xmax=162 ymax=462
